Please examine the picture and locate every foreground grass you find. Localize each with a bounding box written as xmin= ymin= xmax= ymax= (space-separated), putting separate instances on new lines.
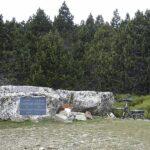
xmin=0 ymin=118 xmax=55 ymax=129
xmin=0 ymin=118 xmax=150 ymax=150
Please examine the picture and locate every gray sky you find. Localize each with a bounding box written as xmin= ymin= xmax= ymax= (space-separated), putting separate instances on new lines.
xmin=0 ymin=0 xmax=150 ymax=24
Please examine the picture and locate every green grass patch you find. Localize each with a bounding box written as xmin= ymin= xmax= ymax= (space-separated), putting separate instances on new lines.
xmin=0 ymin=120 xmax=34 ymax=129
xmin=0 ymin=118 xmax=56 ymax=129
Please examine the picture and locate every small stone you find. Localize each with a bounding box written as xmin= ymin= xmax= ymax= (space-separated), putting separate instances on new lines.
xmin=55 ymin=114 xmax=73 ymax=123
xmin=80 ymin=141 xmax=84 ymax=143
xmin=85 ymin=111 xmax=93 ymax=119
xmin=75 ymin=112 xmax=86 ymax=121
xmin=47 ymin=147 xmax=58 ymax=150
xmin=82 ymin=134 xmax=88 ymax=137
xmin=107 ymin=112 xmax=116 ymax=119
xmin=39 ymin=147 xmax=45 ymax=150
xmin=64 ymin=108 xmax=71 ymax=117
xmin=59 ymin=110 xmax=67 ymax=116
xmin=36 ymin=144 xmax=41 ymax=147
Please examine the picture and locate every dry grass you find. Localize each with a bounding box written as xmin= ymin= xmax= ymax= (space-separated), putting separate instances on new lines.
xmin=0 ymin=118 xmax=150 ymax=150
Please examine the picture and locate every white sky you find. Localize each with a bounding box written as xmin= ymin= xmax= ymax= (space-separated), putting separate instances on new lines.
xmin=0 ymin=0 xmax=150 ymax=24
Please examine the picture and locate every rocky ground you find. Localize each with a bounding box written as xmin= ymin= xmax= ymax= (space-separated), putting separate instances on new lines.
xmin=0 ymin=118 xmax=150 ymax=150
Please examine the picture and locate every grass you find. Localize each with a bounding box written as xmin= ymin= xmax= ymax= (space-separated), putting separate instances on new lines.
xmin=0 ymin=117 xmax=102 ymax=129
xmin=0 ymin=118 xmax=56 ymax=129
xmin=0 ymin=118 xmax=150 ymax=150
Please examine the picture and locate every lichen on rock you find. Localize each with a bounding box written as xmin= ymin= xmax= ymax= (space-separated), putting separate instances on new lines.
xmin=0 ymin=86 xmax=114 ymax=121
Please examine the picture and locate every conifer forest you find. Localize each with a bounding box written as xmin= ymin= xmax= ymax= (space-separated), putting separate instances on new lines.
xmin=0 ymin=2 xmax=149 ymax=94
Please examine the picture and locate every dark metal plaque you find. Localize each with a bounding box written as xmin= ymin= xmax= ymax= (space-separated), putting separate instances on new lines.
xmin=19 ymin=97 xmax=46 ymax=115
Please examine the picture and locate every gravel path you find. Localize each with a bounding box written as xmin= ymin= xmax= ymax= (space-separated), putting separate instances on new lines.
xmin=0 ymin=119 xmax=150 ymax=150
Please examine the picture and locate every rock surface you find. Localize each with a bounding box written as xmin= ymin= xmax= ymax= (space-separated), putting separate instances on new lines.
xmin=57 ymin=90 xmax=114 ymax=115
xmin=0 ymin=86 xmax=61 ymax=121
xmin=55 ymin=114 xmax=73 ymax=123
xmin=107 ymin=112 xmax=116 ymax=119
xmin=74 ymin=112 xmax=87 ymax=121
xmin=85 ymin=111 xmax=93 ymax=119
xmin=0 ymin=85 xmax=114 ymax=121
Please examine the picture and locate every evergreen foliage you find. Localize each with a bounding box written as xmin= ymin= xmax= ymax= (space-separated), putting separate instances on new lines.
xmin=0 ymin=2 xmax=149 ymax=94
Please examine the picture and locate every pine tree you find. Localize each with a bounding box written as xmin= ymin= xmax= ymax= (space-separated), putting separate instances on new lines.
xmin=111 ymin=9 xmax=121 ymax=29
xmin=95 ymin=15 xmax=104 ymax=27
xmin=0 ymin=2 xmax=149 ymax=94
xmin=53 ymin=1 xmax=74 ymax=35
xmin=27 ymin=8 xmax=52 ymax=36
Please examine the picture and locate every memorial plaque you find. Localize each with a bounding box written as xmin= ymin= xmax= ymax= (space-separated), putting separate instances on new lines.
xmin=19 ymin=97 xmax=46 ymax=115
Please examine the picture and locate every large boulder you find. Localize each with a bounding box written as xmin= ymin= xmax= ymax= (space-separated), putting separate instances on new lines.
xmin=57 ymin=90 xmax=114 ymax=116
xmin=0 ymin=86 xmax=114 ymax=121
xmin=0 ymin=86 xmax=61 ymax=121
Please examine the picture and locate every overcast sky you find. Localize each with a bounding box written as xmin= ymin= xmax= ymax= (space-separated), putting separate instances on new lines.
xmin=0 ymin=0 xmax=150 ymax=24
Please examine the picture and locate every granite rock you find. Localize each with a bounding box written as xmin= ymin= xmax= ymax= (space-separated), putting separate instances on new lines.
xmin=0 ymin=86 xmax=114 ymax=121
